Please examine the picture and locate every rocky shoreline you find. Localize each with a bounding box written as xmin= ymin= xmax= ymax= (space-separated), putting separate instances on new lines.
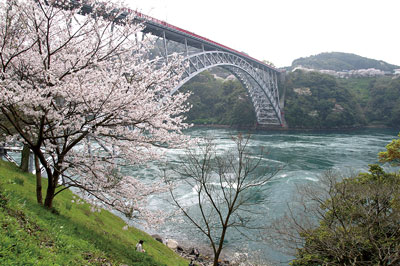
xmin=151 ymin=234 xmax=244 ymax=266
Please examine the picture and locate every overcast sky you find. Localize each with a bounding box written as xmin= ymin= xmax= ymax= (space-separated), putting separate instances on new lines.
xmin=126 ymin=0 xmax=400 ymax=68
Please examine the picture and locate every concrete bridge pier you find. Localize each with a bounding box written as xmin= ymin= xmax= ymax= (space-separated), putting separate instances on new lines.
xmin=0 ymin=146 xmax=35 ymax=173
xmin=0 ymin=145 xmax=5 ymax=160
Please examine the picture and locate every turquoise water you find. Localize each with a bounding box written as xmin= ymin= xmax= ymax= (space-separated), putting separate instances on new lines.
xmin=138 ymin=127 xmax=399 ymax=264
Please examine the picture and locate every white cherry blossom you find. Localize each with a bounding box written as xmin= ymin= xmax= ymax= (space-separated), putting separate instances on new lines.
xmin=0 ymin=0 xmax=190 ymax=225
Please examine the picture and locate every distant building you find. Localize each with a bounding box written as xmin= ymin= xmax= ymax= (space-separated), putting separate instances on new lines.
xmin=292 ymin=66 xmax=387 ymax=78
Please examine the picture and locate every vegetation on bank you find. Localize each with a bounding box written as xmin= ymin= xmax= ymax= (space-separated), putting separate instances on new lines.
xmin=283 ymin=70 xmax=366 ymax=128
xmin=264 ymin=133 xmax=400 ymax=265
xmin=0 ymin=160 xmax=187 ymax=266
xmin=291 ymin=164 xmax=400 ymax=265
xmin=291 ymin=133 xmax=400 ymax=265
xmin=283 ymin=72 xmax=400 ymax=128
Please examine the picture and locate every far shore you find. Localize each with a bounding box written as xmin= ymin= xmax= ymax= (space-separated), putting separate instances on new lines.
xmin=190 ymin=123 xmax=398 ymax=132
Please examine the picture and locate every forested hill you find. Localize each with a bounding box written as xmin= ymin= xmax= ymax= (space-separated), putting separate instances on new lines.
xmin=283 ymin=70 xmax=367 ymax=129
xmin=290 ymin=52 xmax=399 ymax=73
xmin=283 ymin=52 xmax=400 ymax=128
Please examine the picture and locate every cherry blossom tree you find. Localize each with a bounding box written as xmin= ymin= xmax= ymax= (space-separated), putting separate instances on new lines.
xmin=0 ymin=0 xmax=190 ymax=224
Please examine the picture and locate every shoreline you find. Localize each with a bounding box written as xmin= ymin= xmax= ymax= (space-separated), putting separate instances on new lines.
xmin=149 ymin=232 xmax=241 ymax=265
xmin=190 ymin=123 xmax=398 ymax=132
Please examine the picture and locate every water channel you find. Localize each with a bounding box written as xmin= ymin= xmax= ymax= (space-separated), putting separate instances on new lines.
xmin=128 ymin=127 xmax=399 ymax=264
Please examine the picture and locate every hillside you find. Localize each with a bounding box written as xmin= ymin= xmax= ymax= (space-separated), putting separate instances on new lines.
xmin=282 ymin=70 xmax=400 ymax=129
xmin=283 ymin=70 xmax=366 ymax=129
xmin=290 ymin=52 xmax=399 ymax=73
xmin=0 ymin=160 xmax=188 ymax=266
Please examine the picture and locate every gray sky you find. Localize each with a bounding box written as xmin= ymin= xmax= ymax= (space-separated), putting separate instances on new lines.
xmin=126 ymin=0 xmax=400 ymax=68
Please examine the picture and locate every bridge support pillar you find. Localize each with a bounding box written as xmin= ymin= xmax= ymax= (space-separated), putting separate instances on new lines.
xmin=28 ymin=152 xmax=35 ymax=173
xmin=162 ymin=31 xmax=168 ymax=62
xmin=0 ymin=145 xmax=5 ymax=161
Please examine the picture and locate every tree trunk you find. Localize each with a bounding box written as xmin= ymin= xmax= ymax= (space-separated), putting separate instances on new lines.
xmin=213 ymin=238 xmax=224 ymax=266
xmin=44 ymin=185 xmax=55 ymax=208
xmin=20 ymin=144 xmax=30 ymax=172
xmin=213 ymin=252 xmax=221 ymax=266
xmin=34 ymin=155 xmax=43 ymax=205
xmin=44 ymin=172 xmax=56 ymax=208
xmin=213 ymin=222 xmax=229 ymax=266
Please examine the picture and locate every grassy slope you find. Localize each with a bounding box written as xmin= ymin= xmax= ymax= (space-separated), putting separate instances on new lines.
xmin=0 ymin=160 xmax=188 ymax=266
xmin=337 ymin=77 xmax=373 ymax=109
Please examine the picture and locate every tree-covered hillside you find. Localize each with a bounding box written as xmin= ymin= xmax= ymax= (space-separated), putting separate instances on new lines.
xmin=335 ymin=76 xmax=400 ymax=127
xmin=291 ymin=52 xmax=399 ymax=72
xmin=283 ymin=70 xmax=366 ymax=128
xmin=283 ymin=70 xmax=400 ymax=129
xmin=364 ymin=77 xmax=400 ymax=126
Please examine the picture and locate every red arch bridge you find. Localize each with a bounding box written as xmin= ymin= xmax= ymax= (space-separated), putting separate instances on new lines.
xmin=126 ymin=9 xmax=284 ymax=126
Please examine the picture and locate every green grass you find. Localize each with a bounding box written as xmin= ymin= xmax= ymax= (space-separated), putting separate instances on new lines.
xmin=337 ymin=77 xmax=373 ymax=108
xmin=0 ymin=160 xmax=188 ymax=266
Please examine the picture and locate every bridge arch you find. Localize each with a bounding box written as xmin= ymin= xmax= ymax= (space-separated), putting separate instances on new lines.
xmin=172 ymin=51 xmax=283 ymax=125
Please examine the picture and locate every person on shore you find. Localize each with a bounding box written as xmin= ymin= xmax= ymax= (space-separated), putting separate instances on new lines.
xmin=190 ymin=247 xmax=200 ymax=258
xmin=136 ymin=240 xmax=145 ymax=253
